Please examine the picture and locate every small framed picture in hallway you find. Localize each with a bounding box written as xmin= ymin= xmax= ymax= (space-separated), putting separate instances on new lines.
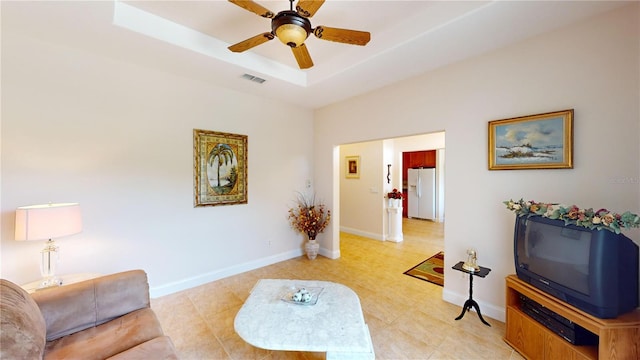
xmin=345 ymin=156 xmax=360 ymax=179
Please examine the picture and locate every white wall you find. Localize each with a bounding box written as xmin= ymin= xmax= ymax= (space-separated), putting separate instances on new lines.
xmin=315 ymin=4 xmax=640 ymax=322
xmin=437 ymin=149 xmax=445 ymax=222
xmin=1 ymin=31 xmax=315 ymax=296
xmin=393 ymin=133 xmax=445 ymax=152
xmin=339 ymin=141 xmax=384 ymax=240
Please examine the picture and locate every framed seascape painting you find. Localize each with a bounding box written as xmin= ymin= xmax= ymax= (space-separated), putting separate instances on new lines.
xmin=488 ymin=109 xmax=573 ymax=170
xmin=193 ymin=129 xmax=248 ymax=207
xmin=345 ymin=156 xmax=360 ymax=179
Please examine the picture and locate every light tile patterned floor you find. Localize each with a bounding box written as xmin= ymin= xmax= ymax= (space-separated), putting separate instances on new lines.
xmin=151 ymin=219 xmax=524 ymax=360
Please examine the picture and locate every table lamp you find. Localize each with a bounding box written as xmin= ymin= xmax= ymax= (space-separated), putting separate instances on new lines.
xmin=14 ymin=203 xmax=82 ymax=288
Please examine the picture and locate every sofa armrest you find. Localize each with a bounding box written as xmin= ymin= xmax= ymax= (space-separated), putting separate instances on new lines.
xmin=31 ymin=270 xmax=151 ymax=341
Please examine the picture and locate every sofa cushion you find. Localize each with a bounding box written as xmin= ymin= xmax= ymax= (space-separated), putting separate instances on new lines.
xmin=43 ymin=308 xmax=165 ymax=360
xmin=0 ymin=279 xmax=47 ymax=359
xmin=32 ymin=269 xmax=150 ymax=341
xmin=107 ymin=336 xmax=179 ymax=360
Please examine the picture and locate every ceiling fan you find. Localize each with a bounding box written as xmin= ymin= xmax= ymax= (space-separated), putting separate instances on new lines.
xmin=227 ymin=0 xmax=371 ymax=69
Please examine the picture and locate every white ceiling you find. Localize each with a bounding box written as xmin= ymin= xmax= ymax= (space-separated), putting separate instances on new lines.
xmin=2 ymin=1 xmax=629 ymax=109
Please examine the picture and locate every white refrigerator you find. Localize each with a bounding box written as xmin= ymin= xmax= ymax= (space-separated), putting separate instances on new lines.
xmin=407 ymin=168 xmax=436 ymax=220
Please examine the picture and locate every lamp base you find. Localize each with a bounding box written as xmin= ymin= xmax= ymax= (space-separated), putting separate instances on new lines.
xmin=40 ymin=239 xmax=61 ymax=289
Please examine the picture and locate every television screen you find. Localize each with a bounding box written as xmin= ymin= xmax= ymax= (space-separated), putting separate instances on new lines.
xmin=521 ymin=221 xmax=591 ymax=294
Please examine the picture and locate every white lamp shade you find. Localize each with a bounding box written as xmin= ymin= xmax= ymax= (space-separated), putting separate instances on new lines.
xmin=15 ymin=203 xmax=82 ymax=241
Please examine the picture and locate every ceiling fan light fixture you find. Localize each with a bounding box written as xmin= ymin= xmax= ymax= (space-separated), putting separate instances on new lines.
xmin=272 ymin=11 xmax=311 ymax=47
xmin=275 ymin=24 xmax=308 ymax=47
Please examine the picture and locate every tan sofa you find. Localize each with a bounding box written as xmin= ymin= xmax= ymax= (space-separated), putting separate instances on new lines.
xmin=1 ymin=270 xmax=178 ymax=359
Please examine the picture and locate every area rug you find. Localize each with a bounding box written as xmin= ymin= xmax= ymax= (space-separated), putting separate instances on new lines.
xmin=404 ymin=251 xmax=444 ymax=286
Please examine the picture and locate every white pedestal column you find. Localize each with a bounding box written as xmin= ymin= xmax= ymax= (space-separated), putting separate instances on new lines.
xmin=386 ymin=206 xmax=403 ymax=242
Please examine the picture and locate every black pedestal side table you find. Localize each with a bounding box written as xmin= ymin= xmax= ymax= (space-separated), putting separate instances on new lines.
xmin=452 ymin=261 xmax=491 ymax=326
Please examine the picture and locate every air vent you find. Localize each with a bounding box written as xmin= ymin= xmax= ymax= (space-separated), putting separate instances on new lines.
xmin=241 ymin=73 xmax=266 ymax=84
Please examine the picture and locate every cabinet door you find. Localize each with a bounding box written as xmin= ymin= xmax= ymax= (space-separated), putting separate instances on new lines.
xmin=408 ymin=150 xmax=436 ymax=168
xmin=506 ymin=307 xmax=545 ymax=359
xmin=424 ymin=150 xmax=436 ymax=167
xmin=408 ymin=152 xmax=422 ymax=168
xmin=545 ymin=333 xmax=576 ymax=359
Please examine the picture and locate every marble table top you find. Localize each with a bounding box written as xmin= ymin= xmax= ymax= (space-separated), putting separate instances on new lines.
xmin=234 ymin=279 xmax=374 ymax=358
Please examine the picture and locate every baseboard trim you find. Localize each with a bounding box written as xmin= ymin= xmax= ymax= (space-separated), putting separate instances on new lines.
xmin=149 ymin=249 xmax=303 ymax=298
xmin=319 ymin=246 xmax=340 ymax=259
xmin=340 ymin=226 xmax=384 ymax=241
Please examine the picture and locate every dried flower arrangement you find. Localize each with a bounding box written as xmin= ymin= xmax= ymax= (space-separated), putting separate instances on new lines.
xmin=288 ymin=193 xmax=331 ymax=240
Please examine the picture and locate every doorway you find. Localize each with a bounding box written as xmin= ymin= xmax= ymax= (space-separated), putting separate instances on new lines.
xmin=337 ymin=131 xmax=445 ymax=250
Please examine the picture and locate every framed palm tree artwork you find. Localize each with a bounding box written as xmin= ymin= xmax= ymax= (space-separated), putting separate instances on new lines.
xmin=193 ymin=129 xmax=248 ymax=207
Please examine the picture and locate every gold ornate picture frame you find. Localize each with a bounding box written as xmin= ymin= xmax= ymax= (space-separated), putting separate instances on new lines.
xmin=345 ymin=156 xmax=360 ymax=179
xmin=488 ymin=109 xmax=573 ymax=170
xmin=194 ymin=129 xmax=247 ymax=206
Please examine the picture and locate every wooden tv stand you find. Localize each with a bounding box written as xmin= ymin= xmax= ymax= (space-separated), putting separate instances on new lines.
xmin=504 ymin=275 xmax=640 ymax=360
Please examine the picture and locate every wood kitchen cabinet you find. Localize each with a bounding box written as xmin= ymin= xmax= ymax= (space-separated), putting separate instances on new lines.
xmin=407 ymin=150 xmax=436 ymax=168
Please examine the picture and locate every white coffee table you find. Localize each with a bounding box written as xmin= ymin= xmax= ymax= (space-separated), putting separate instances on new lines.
xmin=234 ymin=279 xmax=375 ymax=360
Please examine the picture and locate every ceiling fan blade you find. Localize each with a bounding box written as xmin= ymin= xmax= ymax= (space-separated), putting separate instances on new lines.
xmin=296 ymin=0 xmax=325 ymax=17
xmin=291 ymin=44 xmax=314 ymax=69
xmin=228 ymin=0 xmax=275 ymax=18
xmin=228 ymin=32 xmax=275 ymax=52
xmin=313 ymin=26 xmax=370 ymax=46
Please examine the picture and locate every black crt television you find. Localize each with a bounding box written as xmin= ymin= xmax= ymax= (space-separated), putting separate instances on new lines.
xmin=514 ymin=215 xmax=639 ymax=319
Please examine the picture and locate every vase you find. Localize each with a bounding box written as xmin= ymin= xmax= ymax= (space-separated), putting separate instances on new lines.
xmin=305 ymin=239 xmax=320 ymax=260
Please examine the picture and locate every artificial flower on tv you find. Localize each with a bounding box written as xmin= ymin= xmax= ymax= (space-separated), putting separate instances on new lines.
xmin=504 ymin=199 xmax=640 ymax=234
